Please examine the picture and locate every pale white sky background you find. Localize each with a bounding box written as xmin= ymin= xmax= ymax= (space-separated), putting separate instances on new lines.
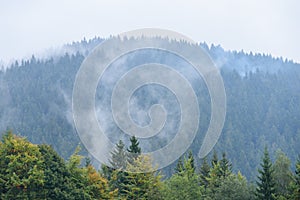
xmin=0 ymin=0 xmax=299 ymax=65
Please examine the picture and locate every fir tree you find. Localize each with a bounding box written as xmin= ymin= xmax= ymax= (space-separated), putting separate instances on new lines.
xmin=127 ymin=136 xmax=141 ymax=163
xmin=211 ymin=150 xmax=218 ymax=167
xmin=175 ymin=156 xmax=184 ymax=174
xmin=200 ymin=157 xmax=211 ymax=187
xmin=220 ymin=152 xmax=232 ymax=178
xmin=110 ymin=140 xmax=127 ymax=170
xmin=104 ymin=140 xmax=128 ymax=197
xmin=256 ymin=147 xmax=276 ymax=200
xmin=188 ymin=150 xmax=196 ymax=173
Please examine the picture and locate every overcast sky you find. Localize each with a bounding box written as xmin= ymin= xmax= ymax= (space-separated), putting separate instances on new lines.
xmin=0 ymin=0 xmax=299 ymax=65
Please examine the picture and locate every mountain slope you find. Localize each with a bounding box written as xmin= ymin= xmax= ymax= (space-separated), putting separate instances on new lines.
xmin=0 ymin=37 xmax=299 ymax=180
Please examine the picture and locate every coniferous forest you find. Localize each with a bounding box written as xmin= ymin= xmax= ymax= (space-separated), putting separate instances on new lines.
xmin=0 ymin=38 xmax=300 ymax=199
xmin=0 ymin=131 xmax=299 ymax=199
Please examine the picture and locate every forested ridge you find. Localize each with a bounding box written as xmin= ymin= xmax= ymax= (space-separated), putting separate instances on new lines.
xmin=0 ymin=37 xmax=300 ymax=198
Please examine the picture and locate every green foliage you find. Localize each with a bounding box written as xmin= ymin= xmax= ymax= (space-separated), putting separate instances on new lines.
xmin=122 ymin=155 xmax=163 ymax=200
xmin=188 ymin=150 xmax=195 ymax=173
xmin=110 ymin=140 xmax=127 ymax=170
xmin=220 ymin=152 xmax=232 ymax=178
xmin=293 ymin=156 xmax=300 ymax=199
xmin=175 ymin=156 xmax=184 ymax=174
xmin=0 ymin=132 xmax=115 ymax=199
xmin=272 ymin=149 xmax=293 ymax=198
xmin=0 ymin=131 xmax=44 ymax=199
xmin=127 ymin=135 xmax=141 ymax=163
xmin=213 ymin=173 xmax=255 ymax=200
xmin=175 ymin=151 xmax=196 ymax=176
xmin=1 ymin=43 xmax=300 ymax=181
xmin=1 ymin=131 xmax=300 ymax=199
xmin=256 ymin=147 xmax=276 ymax=200
xmin=211 ymin=150 xmax=218 ymax=166
xmin=199 ymin=157 xmax=210 ymax=187
xmin=163 ymin=156 xmax=203 ymax=200
xmin=205 ymin=162 xmax=223 ymax=195
xmin=38 ymin=144 xmax=72 ymax=199
xmin=105 ymin=140 xmax=129 ymax=197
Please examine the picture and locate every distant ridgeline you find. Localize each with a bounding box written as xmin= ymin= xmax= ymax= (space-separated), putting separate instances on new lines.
xmin=0 ymin=37 xmax=299 ymax=180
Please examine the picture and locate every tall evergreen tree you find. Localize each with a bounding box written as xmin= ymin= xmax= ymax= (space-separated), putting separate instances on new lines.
xmin=211 ymin=150 xmax=219 ymax=167
xmin=175 ymin=151 xmax=195 ymax=175
xmin=175 ymin=156 xmax=184 ymax=174
xmin=110 ymin=140 xmax=127 ymax=170
xmin=38 ymin=144 xmax=73 ymax=199
xmin=103 ymin=140 xmax=128 ymax=197
xmin=256 ymin=147 xmax=276 ymax=200
xmin=220 ymin=152 xmax=232 ymax=178
xmin=127 ymin=136 xmax=141 ymax=164
xmin=199 ymin=157 xmax=211 ymax=187
xmin=127 ymin=136 xmax=141 ymax=155
xmin=188 ymin=150 xmax=196 ymax=173
xmin=122 ymin=155 xmax=162 ymax=200
xmin=163 ymin=156 xmax=203 ymax=199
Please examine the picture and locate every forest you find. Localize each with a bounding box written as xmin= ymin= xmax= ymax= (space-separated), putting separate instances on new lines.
xmin=0 ymin=131 xmax=299 ymax=199
xmin=0 ymin=37 xmax=300 ymax=199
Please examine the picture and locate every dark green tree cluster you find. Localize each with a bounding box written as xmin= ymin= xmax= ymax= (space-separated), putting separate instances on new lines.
xmin=0 ymin=131 xmax=116 ymax=199
xmin=165 ymin=148 xmax=300 ymax=200
xmin=102 ymin=135 xmax=162 ymax=199
xmin=256 ymin=147 xmax=300 ymax=200
xmin=1 ymin=131 xmax=300 ymax=199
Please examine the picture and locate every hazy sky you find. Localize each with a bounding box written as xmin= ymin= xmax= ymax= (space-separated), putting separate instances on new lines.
xmin=0 ymin=0 xmax=299 ymax=64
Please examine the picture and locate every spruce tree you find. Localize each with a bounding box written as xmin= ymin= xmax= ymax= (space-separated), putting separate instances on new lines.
xmin=211 ymin=150 xmax=218 ymax=167
xmin=175 ymin=156 xmax=184 ymax=174
xmin=122 ymin=155 xmax=162 ymax=200
xmin=104 ymin=140 xmax=128 ymax=197
xmin=256 ymin=147 xmax=276 ymax=200
xmin=127 ymin=136 xmax=141 ymax=163
xmin=38 ymin=144 xmax=73 ymax=199
xmin=200 ymin=157 xmax=211 ymax=187
xmin=188 ymin=150 xmax=196 ymax=173
xmin=110 ymin=140 xmax=127 ymax=170
xmin=220 ymin=152 xmax=232 ymax=178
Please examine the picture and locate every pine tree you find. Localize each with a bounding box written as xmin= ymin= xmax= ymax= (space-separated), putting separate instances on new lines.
xmin=256 ymin=147 xmax=276 ymax=200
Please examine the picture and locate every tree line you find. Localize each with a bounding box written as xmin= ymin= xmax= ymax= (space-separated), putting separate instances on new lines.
xmin=0 ymin=131 xmax=299 ymax=199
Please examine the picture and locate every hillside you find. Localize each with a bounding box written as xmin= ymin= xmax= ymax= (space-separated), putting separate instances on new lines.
xmin=0 ymin=37 xmax=299 ymax=180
